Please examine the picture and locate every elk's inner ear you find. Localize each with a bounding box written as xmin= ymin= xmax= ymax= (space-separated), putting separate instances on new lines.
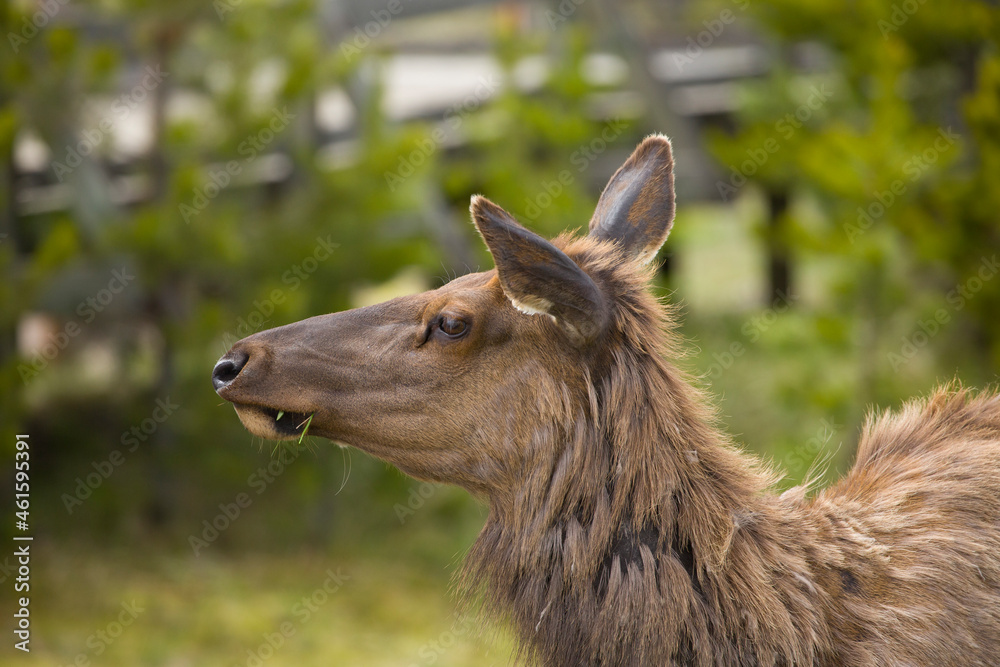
xmin=588 ymin=134 xmax=676 ymax=264
xmin=471 ymin=196 xmax=608 ymax=346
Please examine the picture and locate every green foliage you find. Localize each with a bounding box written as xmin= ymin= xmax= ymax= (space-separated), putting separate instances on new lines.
xmin=2 ymin=1 xmax=999 ymax=662
xmin=706 ymin=0 xmax=1000 ymax=403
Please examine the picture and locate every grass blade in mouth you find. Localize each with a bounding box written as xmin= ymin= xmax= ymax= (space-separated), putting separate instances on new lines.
xmin=297 ymin=413 xmax=314 ymax=445
xmin=276 ymin=410 xmax=284 ymax=421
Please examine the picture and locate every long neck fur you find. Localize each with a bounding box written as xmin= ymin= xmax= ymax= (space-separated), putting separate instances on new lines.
xmin=463 ymin=238 xmax=836 ymax=667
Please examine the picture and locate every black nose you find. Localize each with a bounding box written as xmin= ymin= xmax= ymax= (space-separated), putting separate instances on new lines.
xmin=212 ymin=350 xmax=249 ymax=391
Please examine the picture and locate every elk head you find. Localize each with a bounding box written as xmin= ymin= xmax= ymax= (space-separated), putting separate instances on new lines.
xmin=213 ymin=135 xmax=676 ymax=497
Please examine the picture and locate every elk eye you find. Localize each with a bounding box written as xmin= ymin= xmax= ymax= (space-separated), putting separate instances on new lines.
xmin=438 ymin=315 xmax=468 ymax=339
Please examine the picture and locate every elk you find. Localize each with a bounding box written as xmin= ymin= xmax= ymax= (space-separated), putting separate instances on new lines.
xmin=213 ymin=135 xmax=1000 ymax=666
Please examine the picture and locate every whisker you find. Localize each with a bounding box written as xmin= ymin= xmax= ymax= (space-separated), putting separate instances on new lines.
xmin=335 ymin=445 xmax=352 ymax=495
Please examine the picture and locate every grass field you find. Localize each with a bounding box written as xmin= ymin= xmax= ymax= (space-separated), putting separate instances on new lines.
xmin=4 ymin=539 xmax=515 ymax=666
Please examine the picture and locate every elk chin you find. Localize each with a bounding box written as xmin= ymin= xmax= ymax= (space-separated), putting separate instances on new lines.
xmin=230 ymin=403 xmax=313 ymax=442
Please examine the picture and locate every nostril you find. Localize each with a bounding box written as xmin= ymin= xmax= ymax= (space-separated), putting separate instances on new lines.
xmin=212 ymin=351 xmax=249 ymax=391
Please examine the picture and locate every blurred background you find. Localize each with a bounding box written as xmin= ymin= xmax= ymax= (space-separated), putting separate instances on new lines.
xmin=1 ymin=0 xmax=998 ymax=664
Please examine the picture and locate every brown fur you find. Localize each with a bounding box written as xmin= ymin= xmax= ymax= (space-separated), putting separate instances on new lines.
xmin=465 ymin=234 xmax=1000 ymax=666
xmin=214 ymin=136 xmax=1000 ymax=666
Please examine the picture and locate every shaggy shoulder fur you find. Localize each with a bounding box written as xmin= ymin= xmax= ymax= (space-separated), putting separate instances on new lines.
xmin=463 ymin=234 xmax=1000 ymax=667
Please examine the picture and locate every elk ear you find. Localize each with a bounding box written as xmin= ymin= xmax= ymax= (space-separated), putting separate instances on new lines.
xmin=589 ymin=134 xmax=675 ymax=264
xmin=471 ymin=195 xmax=608 ymax=345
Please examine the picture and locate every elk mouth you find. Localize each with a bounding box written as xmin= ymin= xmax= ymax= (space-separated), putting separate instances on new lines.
xmin=229 ymin=403 xmax=315 ymax=441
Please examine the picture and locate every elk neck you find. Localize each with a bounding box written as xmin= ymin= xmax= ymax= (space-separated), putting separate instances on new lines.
xmin=460 ymin=242 xmax=827 ymax=664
